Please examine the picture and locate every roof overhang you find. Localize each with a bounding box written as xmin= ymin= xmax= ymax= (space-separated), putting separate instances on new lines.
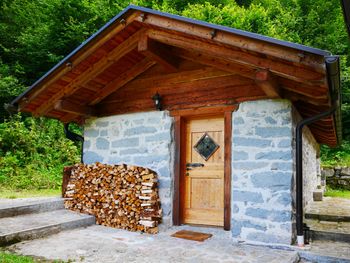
xmin=11 ymin=5 xmax=342 ymax=147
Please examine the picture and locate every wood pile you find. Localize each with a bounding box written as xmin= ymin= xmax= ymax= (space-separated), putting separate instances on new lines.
xmin=64 ymin=162 xmax=162 ymax=234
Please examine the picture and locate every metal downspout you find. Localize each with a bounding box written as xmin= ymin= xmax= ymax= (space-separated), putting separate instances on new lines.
xmin=64 ymin=123 xmax=84 ymax=163
xmin=295 ymin=56 xmax=340 ymax=246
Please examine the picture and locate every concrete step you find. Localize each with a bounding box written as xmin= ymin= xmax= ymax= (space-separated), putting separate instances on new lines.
xmin=305 ymin=210 xmax=350 ymax=222
xmin=305 ymin=219 xmax=350 ymax=242
xmin=0 ymin=209 xmax=95 ymax=246
xmin=0 ymin=197 xmax=64 ymax=218
xmin=305 ymin=197 xmax=350 ymax=222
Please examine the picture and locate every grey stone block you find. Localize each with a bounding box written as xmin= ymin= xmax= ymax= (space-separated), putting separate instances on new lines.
xmin=255 ymin=151 xmax=292 ymax=161
xmin=96 ymin=137 xmax=110 ymax=150
xmin=234 ymin=117 xmax=245 ymax=125
xmin=133 ymin=155 xmax=168 ymax=166
xmin=246 ymin=207 xmax=270 ymax=219
xmin=232 ymin=151 xmax=249 ymax=161
xmin=232 ymin=190 xmax=264 ymax=203
xmin=111 ymin=138 xmax=139 ymax=148
xmin=100 ymin=130 xmax=108 ymax=136
xmin=95 ymin=121 xmax=109 ymax=127
xmin=246 ymin=232 xmax=288 ymax=244
xmin=159 ymin=178 xmax=171 ymax=189
xmin=145 ymin=132 xmax=171 ymax=142
xmin=84 ymin=129 xmax=99 ymax=138
xmin=246 ymin=208 xmax=291 ymax=222
xmin=108 ymin=156 xmax=131 ymax=164
xmin=278 ymin=139 xmax=291 ymax=148
xmin=322 ymin=169 xmax=334 ymax=177
xmin=313 ymin=190 xmax=323 ymax=201
xmin=231 ymin=219 xmax=242 ymax=237
xmin=242 ymin=220 xmax=267 ymax=231
xmin=341 ymin=167 xmax=350 ymax=176
xmin=232 ymin=204 xmax=239 ymax=213
xmin=133 ymin=119 xmax=144 ymax=125
xmin=276 ymin=192 xmax=292 ymax=206
xmin=124 ymin=126 xmax=157 ymax=136
xmin=84 ymin=152 xmax=103 ymax=164
xmin=119 ymin=148 xmax=148 ymax=155
xmin=271 ymin=162 xmax=293 ymax=171
xmin=233 ymin=162 xmax=269 ymax=170
xmin=147 ymin=117 xmax=161 ymax=124
xmin=158 ymin=166 xmax=170 ymax=177
xmin=233 ymin=137 xmax=272 ymax=148
xmin=83 ymin=140 xmax=91 ymax=150
xmin=251 ymin=171 xmax=292 ymax=190
xmin=255 ymin=127 xmax=291 ymax=138
xmin=265 ymin=116 xmax=277 ymax=124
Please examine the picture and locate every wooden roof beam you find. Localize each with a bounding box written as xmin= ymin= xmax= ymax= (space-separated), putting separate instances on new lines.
xmin=255 ymin=69 xmax=281 ymax=98
xmin=54 ymin=100 xmax=96 ymax=116
xmin=33 ymin=29 xmax=146 ymax=116
xmin=138 ymin=34 xmax=179 ymax=72
xmin=20 ymin=12 xmax=142 ymax=109
xmin=136 ymin=13 xmax=325 ymax=72
xmin=147 ymin=30 xmax=326 ymax=85
xmin=88 ymin=58 xmax=156 ymax=105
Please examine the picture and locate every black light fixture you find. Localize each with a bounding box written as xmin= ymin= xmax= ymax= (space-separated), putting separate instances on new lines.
xmin=152 ymin=92 xmax=162 ymax=111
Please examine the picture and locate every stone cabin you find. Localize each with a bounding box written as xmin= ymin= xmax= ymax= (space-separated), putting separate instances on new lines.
xmin=11 ymin=6 xmax=341 ymax=246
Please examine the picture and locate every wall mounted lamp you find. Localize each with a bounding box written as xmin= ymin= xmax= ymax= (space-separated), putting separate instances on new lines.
xmin=152 ymin=92 xmax=162 ymax=111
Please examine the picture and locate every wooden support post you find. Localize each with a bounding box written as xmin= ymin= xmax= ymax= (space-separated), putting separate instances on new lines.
xmin=224 ymin=111 xmax=232 ymax=231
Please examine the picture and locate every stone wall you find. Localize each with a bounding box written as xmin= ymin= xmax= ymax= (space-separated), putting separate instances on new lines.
xmin=231 ymin=100 xmax=294 ymax=245
xmin=292 ymin=108 xmax=321 ymax=207
xmin=323 ymin=167 xmax=350 ymax=190
xmin=83 ymin=111 xmax=174 ymax=228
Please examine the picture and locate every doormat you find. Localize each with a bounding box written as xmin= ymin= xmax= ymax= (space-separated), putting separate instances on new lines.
xmin=171 ymin=230 xmax=213 ymax=242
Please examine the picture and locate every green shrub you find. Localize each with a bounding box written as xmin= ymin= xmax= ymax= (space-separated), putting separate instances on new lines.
xmin=0 ymin=114 xmax=80 ymax=190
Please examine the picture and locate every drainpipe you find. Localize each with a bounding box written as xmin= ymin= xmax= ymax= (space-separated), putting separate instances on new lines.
xmin=295 ymin=56 xmax=340 ymax=247
xmin=64 ymin=123 xmax=84 ymax=163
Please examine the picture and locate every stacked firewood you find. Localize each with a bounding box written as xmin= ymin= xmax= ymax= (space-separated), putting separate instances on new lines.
xmin=64 ymin=162 xmax=161 ymax=234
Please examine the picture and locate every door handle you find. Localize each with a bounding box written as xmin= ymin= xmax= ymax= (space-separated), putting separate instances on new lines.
xmin=186 ymin=163 xmax=204 ymax=168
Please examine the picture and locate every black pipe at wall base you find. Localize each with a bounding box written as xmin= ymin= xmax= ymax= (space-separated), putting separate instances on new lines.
xmin=295 ymin=56 xmax=340 ymax=246
xmin=64 ymin=123 xmax=84 ymax=163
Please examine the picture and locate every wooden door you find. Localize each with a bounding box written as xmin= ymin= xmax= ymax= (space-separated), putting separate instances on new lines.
xmin=182 ymin=116 xmax=224 ymax=226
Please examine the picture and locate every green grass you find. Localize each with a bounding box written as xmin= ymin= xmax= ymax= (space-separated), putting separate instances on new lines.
xmin=0 ymin=188 xmax=61 ymax=199
xmin=324 ymin=187 xmax=350 ymax=199
xmin=0 ymin=251 xmax=37 ymax=263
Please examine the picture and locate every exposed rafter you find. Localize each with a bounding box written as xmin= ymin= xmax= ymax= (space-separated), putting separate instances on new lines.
xmin=54 ymin=100 xmax=96 ymax=116
xmin=138 ymin=34 xmax=179 ymax=72
xmin=88 ymin=58 xmax=156 ymax=105
xmin=255 ymin=69 xmax=281 ymax=98
xmin=32 ymin=29 xmax=146 ymax=116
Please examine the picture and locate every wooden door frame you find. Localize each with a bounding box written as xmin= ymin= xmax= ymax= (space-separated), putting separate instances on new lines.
xmin=170 ymin=105 xmax=236 ymax=230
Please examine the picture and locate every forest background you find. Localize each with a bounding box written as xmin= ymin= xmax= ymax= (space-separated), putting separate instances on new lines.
xmin=0 ymin=0 xmax=349 ymax=192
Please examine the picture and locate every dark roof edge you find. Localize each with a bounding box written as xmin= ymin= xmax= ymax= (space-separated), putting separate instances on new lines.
xmin=11 ymin=4 xmax=332 ymax=106
xmin=325 ymin=56 xmax=342 ymax=146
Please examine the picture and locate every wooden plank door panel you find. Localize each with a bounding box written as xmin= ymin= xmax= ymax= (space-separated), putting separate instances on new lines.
xmin=183 ymin=116 xmax=224 ymax=226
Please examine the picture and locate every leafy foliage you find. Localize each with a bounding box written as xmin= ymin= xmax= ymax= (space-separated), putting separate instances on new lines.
xmin=0 ymin=0 xmax=349 ymax=192
xmin=0 ymin=115 xmax=80 ymax=189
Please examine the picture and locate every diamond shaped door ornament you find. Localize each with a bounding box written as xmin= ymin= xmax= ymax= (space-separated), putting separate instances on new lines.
xmin=194 ymin=133 xmax=220 ymax=161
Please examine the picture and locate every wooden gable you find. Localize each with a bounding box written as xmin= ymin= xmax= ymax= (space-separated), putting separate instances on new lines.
xmin=12 ymin=6 xmax=341 ymax=147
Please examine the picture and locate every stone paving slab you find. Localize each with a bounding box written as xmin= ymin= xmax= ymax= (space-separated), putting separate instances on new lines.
xmin=299 ymin=240 xmax=350 ymax=263
xmin=9 ymin=225 xmax=300 ymax=263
